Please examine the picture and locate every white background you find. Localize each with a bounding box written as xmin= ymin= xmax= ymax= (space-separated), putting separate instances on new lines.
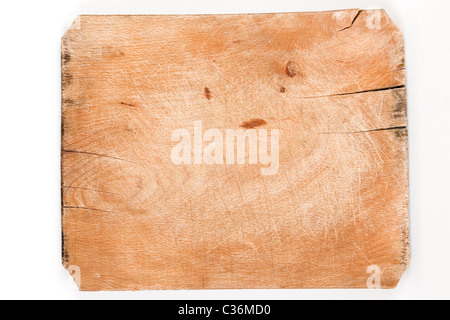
xmin=0 ymin=0 xmax=449 ymax=300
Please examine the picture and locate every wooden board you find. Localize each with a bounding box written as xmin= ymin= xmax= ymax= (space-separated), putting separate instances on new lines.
xmin=61 ymin=9 xmax=409 ymax=290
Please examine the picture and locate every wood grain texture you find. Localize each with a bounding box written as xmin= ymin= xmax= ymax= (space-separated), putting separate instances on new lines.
xmin=61 ymin=9 xmax=409 ymax=291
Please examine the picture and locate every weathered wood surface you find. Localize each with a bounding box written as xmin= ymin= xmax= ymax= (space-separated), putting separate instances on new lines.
xmin=62 ymin=9 xmax=409 ymax=290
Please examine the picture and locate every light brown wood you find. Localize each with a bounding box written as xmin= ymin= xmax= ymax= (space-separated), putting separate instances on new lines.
xmin=62 ymin=9 xmax=409 ymax=290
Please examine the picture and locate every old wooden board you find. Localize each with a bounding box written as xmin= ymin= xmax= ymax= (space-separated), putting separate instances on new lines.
xmin=61 ymin=9 xmax=409 ymax=290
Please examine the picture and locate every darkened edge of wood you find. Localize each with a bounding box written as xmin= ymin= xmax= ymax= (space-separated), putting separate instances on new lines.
xmin=61 ymin=36 xmax=69 ymax=269
xmin=401 ymin=80 xmax=411 ymax=285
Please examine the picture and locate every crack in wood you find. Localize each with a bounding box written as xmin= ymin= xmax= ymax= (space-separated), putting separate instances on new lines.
xmin=62 ymin=186 xmax=119 ymax=195
xmin=303 ymin=85 xmax=406 ymax=99
xmin=338 ymin=10 xmax=362 ymax=32
xmin=321 ymin=126 xmax=407 ymax=135
xmin=62 ymin=150 xmax=133 ymax=163
xmin=62 ymin=205 xmax=119 ymax=214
